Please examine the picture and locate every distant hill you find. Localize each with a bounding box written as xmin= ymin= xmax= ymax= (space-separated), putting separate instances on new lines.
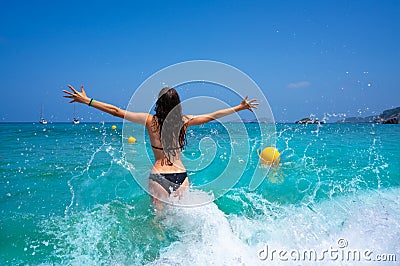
xmin=381 ymin=107 xmax=400 ymax=119
xmin=337 ymin=107 xmax=400 ymax=124
xmin=295 ymin=117 xmax=325 ymax=124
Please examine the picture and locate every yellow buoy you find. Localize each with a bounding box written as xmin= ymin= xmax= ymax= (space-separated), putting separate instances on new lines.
xmin=128 ymin=136 xmax=136 ymax=144
xmin=260 ymin=147 xmax=280 ymax=166
xmin=111 ymin=125 xmax=117 ymax=130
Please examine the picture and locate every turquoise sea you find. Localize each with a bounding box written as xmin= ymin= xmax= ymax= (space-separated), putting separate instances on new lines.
xmin=1 ymin=122 xmax=399 ymax=265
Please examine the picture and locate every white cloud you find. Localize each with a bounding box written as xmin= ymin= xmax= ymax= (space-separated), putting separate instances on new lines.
xmin=287 ymin=81 xmax=311 ymax=89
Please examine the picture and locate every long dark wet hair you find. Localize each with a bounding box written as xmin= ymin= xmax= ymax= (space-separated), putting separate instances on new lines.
xmin=152 ymin=87 xmax=187 ymax=165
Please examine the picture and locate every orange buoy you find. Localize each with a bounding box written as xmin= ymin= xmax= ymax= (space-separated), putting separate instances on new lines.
xmin=260 ymin=147 xmax=280 ymax=166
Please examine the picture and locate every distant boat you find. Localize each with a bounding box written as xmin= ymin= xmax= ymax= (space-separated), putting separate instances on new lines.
xmin=39 ymin=105 xmax=47 ymax=124
xmin=73 ymin=104 xmax=80 ymax=124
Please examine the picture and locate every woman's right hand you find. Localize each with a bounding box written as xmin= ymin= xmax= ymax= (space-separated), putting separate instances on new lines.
xmin=62 ymin=85 xmax=91 ymax=104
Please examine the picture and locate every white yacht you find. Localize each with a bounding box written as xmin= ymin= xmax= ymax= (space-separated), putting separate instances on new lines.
xmin=39 ymin=105 xmax=47 ymax=124
xmin=73 ymin=104 xmax=80 ymax=124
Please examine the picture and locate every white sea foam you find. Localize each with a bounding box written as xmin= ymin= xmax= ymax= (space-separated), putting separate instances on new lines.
xmin=40 ymin=187 xmax=400 ymax=265
xmin=151 ymin=187 xmax=400 ymax=265
xmin=154 ymin=199 xmax=259 ymax=265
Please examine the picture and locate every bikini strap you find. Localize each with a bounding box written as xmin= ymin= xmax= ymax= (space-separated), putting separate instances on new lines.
xmin=151 ymin=145 xmax=163 ymax=150
xmin=151 ymin=145 xmax=183 ymax=150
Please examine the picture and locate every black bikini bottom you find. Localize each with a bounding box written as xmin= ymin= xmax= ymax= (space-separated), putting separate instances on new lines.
xmin=149 ymin=172 xmax=187 ymax=194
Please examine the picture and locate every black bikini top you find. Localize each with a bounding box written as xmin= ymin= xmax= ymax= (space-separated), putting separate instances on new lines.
xmin=151 ymin=145 xmax=184 ymax=151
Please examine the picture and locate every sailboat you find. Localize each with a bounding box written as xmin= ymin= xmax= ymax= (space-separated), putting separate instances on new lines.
xmin=73 ymin=104 xmax=80 ymax=124
xmin=39 ymin=104 xmax=48 ymax=124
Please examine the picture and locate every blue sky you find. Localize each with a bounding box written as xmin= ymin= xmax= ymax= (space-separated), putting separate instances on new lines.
xmin=0 ymin=0 xmax=399 ymax=122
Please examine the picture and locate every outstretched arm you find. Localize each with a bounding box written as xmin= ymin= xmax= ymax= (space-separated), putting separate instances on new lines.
xmin=62 ymin=85 xmax=149 ymax=125
xmin=187 ymin=96 xmax=258 ymax=126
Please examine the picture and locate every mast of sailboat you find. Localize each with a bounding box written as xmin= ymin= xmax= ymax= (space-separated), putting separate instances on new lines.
xmin=40 ymin=104 xmax=47 ymax=124
xmin=73 ymin=104 xmax=80 ymax=124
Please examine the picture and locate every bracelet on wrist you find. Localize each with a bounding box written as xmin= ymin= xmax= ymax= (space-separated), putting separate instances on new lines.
xmin=88 ymin=98 xmax=94 ymax=106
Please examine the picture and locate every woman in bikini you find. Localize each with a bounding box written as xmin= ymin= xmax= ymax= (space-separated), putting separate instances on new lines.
xmin=63 ymin=85 xmax=258 ymax=210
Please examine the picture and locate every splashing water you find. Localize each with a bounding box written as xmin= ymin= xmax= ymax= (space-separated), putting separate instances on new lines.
xmin=1 ymin=123 xmax=399 ymax=265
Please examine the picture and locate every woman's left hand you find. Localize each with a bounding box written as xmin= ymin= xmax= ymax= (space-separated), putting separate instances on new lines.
xmin=62 ymin=85 xmax=90 ymax=104
xmin=239 ymin=96 xmax=258 ymax=112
